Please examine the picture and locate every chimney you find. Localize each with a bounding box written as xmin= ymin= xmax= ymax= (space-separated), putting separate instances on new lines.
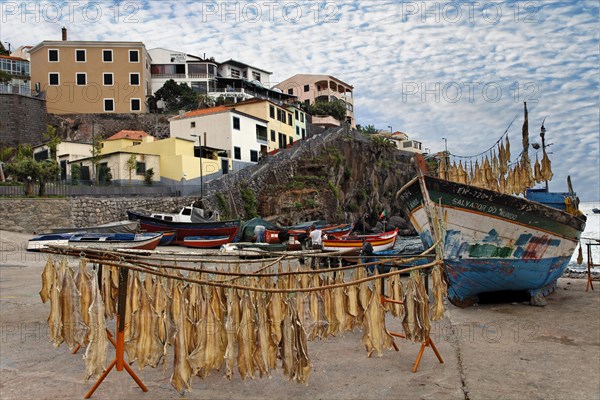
xmin=61 ymin=27 xmax=67 ymax=41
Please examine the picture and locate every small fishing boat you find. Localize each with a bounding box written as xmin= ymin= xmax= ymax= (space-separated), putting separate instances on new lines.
xmin=183 ymin=235 xmax=232 ymax=248
xmin=27 ymin=232 xmax=74 ymax=251
xmin=322 ymin=229 xmax=398 ymax=252
xmin=592 ymin=208 xmax=600 ymax=214
xmin=67 ymin=232 xmax=163 ymax=250
xmin=158 ymin=230 xmax=176 ymax=246
xmin=265 ymin=223 xmax=353 ymax=245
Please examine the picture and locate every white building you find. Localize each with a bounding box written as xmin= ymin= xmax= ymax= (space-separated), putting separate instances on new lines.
xmin=169 ymin=105 xmax=269 ymax=172
xmin=149 ymin=48 xmax=218 ymax=96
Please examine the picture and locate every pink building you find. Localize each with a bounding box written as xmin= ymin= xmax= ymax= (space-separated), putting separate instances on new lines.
xmin=274 ymin=74 xmax=355 ymax=128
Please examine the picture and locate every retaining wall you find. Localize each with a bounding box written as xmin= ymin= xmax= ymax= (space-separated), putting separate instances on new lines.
xmin=0 ymin=196 xmax=200 ymax=233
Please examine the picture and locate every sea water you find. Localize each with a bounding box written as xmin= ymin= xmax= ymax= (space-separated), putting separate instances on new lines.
xmin=567 ymin=201 xmax=600 ymax=273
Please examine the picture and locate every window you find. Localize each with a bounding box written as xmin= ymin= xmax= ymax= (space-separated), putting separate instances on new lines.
xmin=301 ymin=128 xmax=306 ymax=138
xmin=75 ymin=49 xmax=86 ymax=62
xmin=269 ymin=105 xmax=275 ymax=119
xmin=300 ymin=112 xmax=304 ymax=123
xmin=232 ymin=116 xmax=240 ymax=130
xmin=102 ymin=49 xmax=113 ymax=62
xmin=287 ymin=113 xmax=292 ymax=126
xmin=234 ymin=146 xmax=241 ymax=160
xmin=48 ymin=49 xmax=59 ymax=62
xmin=270 ymin=129 xmax=275 ymax=142
xmin=129 ymin=73 xmax=140 ymax=86
xmin=129 ymin=50 xmax=139 ymax=62
xmin=303 ymin=84 xmax=309 ymax=92
xmin=250 ymin=150 xmax=258 ymax=162
xmin=190 ymin=122 xmax=196 ymax=128
xmin=296 ymin=126 xmax=300 ymax=136
xmin=48 ymin=73 xmax=59 ymax=86
xmin=104 ymin=98 xmax=115 ymax=112
xmin=76 ymin=73 xmax=86 ymax=86
xmin=295 ymin=110 xmax=299 ymax=120
xmin=231 ymin=68 xmax=240 ymax=78
xmin=252 ymin=71 xmax=261 ymax=81
xmin=136 ymin=162 xmax=146 ymax=174
xmin=287 ymin=88 xmax=294 ymax=95
xmin=131 ymin=98 xmax=141 ymax=111
xmin=103 ymin=73 xmax=113 ymax=86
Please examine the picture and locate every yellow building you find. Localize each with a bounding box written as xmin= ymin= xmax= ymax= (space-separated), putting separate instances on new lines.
xmin=98 ymin=130 xmax=221 ymax=184
xmin=29 ymin=28 xmax=151 ymax=114
xmin=224 ymin=98 xmax=296 ymax=152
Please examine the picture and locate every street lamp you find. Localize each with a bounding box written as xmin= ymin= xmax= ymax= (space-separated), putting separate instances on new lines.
xmin=388 ymin=125 xmax=392 ymax=134
xmin=190 ymin=133 xmax=203 ymax=199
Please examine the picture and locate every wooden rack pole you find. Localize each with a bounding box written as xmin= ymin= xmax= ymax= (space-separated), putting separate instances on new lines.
xmin=381 ymin=295 xmax=444 ymax=372
xmin=586 ymin=242 xmax=598 ymax=292
xmin=84 ymin=267 xmax=148 ymax=399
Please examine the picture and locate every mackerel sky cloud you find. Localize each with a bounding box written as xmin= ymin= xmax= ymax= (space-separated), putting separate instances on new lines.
xmin=1 ymin=0 xmax=598 ymax=200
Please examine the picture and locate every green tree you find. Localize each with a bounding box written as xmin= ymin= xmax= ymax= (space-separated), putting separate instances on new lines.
xmin=357 ymin=124 xmax=378 ymax=135
xmin=90 ymin=133 xmax=103 ymax=185
xmin=0 ymin=42 xmax=9 ymax=56
xmin=307 ymin=100 xmax=347 ymax=122
xmin=125 ymin=154 xmax=137 ymax=182
xmin=42 ymin=125 xmax=61 ymax=160
xmin=70 ymin=164 xmax=81 ymax=185
xmin=36 ymin=159 xmax=60 ymax=196
xmin=0 ymin=70 xmax=11 ymax=84
xmin=153 ymin=79 xmax=199 ymax=112
xmin=144 ymin=168 xmax=154 ymax=185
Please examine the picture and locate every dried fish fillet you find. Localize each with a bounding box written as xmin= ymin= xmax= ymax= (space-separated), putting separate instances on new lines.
xmin=83 ymin=270 xmax=108 ymax=381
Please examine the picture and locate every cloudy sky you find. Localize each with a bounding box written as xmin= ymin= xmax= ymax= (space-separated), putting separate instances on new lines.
xmin=1 ymin=0 xmax=599 ymax=200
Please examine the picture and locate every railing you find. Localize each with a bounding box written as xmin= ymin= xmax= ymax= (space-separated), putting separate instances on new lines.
xmin=0 ymin=182 xmax=180 ymax=197
xmin=150 ymin=73 xmax=186 ymax=79
xmin=0 ymin=83 xmax=32 ymax=96
xmin=188 ymin=73 xmax=215 ymax=79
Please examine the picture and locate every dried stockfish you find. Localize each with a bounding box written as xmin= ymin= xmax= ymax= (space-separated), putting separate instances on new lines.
xmin=83 ymin=270 xmax=108 ymax=381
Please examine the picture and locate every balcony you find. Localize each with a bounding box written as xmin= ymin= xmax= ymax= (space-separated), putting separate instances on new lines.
xmin=188 ymin=73 xmax=215 ymax=79
xmin=151 ymin=73 xmax=186 ymax=79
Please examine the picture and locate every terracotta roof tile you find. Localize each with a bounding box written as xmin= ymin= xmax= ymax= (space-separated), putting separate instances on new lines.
xmin=172 ymin=105 xmax=231 ymax=120
xmin=107 ymin=130 xmax=150 ymax=140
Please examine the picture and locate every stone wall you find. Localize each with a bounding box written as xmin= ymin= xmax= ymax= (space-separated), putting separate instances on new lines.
xmin=48 ymin=113 xmax=172 ymax=142
xmin=0 ymin=196 xmax=200 ymax=233
xmin=0 ymin=94 xmax=48 ymax=146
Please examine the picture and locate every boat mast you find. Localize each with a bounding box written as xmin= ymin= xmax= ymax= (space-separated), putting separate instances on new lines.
xmin=540 ymin=120 xmax=548 ymax=191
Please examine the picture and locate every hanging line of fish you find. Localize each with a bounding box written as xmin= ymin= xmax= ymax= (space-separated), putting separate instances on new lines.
xmin=439 ymin=134 xmax=553 ymax=195
xmin=40 ymin=254 xmax=447 ymax=394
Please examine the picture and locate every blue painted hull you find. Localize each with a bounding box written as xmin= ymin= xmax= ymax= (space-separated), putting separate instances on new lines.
xmin=398 ymin=175 xmax=586 ymax=305
xmin=445 ymin=256 xmax=572 ymax=302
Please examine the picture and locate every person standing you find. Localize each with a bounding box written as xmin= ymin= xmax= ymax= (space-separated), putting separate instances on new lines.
xmin=254 ymin=224 xmax=265 ymax=243
xmin=309 ymin=225 xmax=323 ymax=249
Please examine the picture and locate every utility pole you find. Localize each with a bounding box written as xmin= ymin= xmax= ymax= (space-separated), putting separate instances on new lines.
xmin=191 ymin=133 xmax=203 ymax=199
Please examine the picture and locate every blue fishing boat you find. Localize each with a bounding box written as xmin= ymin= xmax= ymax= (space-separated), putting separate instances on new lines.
xmin=398 ymin=175 xmax=586 ymax=306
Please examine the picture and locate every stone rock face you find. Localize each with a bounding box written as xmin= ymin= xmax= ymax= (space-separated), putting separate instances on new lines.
xmin=203 ymin=126 xmax=418 ymax=231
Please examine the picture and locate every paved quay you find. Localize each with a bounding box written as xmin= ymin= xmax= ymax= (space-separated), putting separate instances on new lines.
xmin=1 ymin=230 xmax=599 ymax=399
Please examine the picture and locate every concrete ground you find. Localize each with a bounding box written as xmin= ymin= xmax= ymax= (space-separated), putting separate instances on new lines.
xmin=1 ymin=230 xmax=599 ymax=400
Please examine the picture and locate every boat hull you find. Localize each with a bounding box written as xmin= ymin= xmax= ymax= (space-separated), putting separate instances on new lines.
xmin=322 ymin=229 xmax=398 ymax=252
xmin=127 ymin=211 xmax=240 ymax=245
xmin=68 ymin=232 xmax=163 ymax=250
xmin=183 ymin=235 xmax=231 ymax=248
xmin=397 ymin=176 xmax=586 ymax=305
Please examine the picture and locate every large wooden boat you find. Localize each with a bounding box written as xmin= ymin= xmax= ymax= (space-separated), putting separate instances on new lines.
xmin=398 ymin=175 xmax=586 ymax=306
xmin=397 ymin=104 xmax=586 ymax=306
xmin=127 ymin=210 xmax=240 ymax=245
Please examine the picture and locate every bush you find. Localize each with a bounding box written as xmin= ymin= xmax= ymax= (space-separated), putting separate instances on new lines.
xmin=144 ymin=168 xmax=154 ymax=185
